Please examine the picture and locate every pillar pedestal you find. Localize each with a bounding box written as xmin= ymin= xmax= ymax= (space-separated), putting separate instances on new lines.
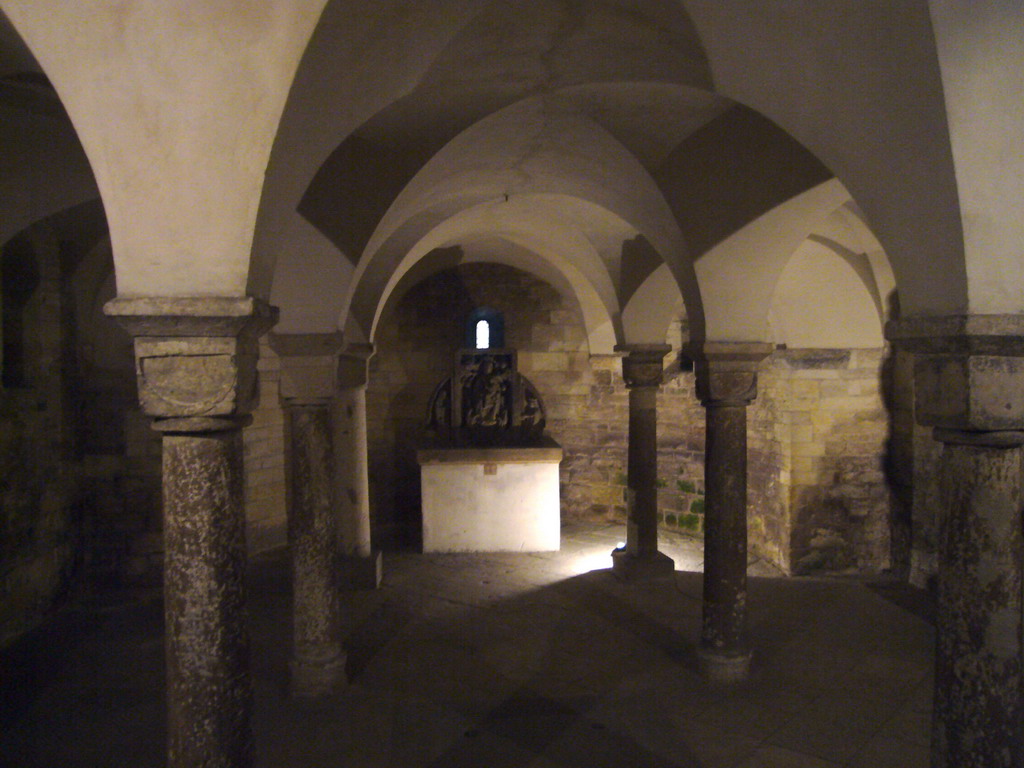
xmin=691 ymin=342 xmax=771 ymax=683
xmin=888 ymin=315 xmax=1024 ymax=768
xmin=106 ymin=296 xmax=276 ymax=768
xmin=611 ymin=345 xmax=675 ymax=580
xmin=272 ymin=333 xmax=349 ymax=697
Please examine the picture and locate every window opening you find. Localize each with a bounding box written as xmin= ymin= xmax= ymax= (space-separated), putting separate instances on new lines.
xmin=465 ymin=307 xmax=504 ymax=349
xmin=475 ymin=319 xmax=490 ymax=350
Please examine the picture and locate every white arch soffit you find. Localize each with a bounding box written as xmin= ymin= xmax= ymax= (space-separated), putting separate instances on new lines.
xmin=680 ymin=0 xmax=965 ymax=316
xmin=1 ymin=1 xmax=329 ymax=298
xmin=695 ymin=177 xmax=851 ymax=341
xmin=768 ymin=237 xmax=885 ymax=349
xmin=355 ymin=98 xmax=697 ymax=308
xmin=929 ymin=2 xmax=1024 ymax=314
xmin=806 ymin=203 xmax=898 ymax=324
xmin=269 ymin=215 xmax=353 ymax=334
xmin=249 ymin=1 xmax=484 ymax=295
xmin=361 ymin=201 xmax=621 ymax=353
xmin=828 ymin=200 xmax=897 ymax=316
xmin=621 ymin=263 xmax=684 ymax=345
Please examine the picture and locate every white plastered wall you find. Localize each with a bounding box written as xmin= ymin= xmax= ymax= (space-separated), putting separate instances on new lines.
xmin=928 ymin=0 xmax=1024 ymax=314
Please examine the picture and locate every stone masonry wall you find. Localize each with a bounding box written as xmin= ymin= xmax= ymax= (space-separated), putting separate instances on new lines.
xmin=778 ymin=348 xmax=893 ymax=574
xmin=1 ymin=228 xmax=81 ymax=644
xmin=245 ymin=340 xmax=288 ymax=554
xmin=365 ymin=265 xmax=896 ymax=574
xmin=3 ymin=221 xmax=292 ymax=649
xmin=367 ymin=265 xmax=780 ymax=569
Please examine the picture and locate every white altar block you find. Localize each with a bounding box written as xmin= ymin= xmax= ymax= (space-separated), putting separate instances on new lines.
xmin=417 ymin=444 xmax=563 ymax=552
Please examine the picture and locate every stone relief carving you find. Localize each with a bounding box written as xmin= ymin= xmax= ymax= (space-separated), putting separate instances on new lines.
xmin=461 ymin=355 xmax=512 ymax=428
xmin=426 ymin=349 xmax=546 ymax=445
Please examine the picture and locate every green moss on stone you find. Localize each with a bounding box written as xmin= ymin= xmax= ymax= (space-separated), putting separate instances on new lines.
xmin=677 ymin=479 xmax=696 ymax=494
xmin=678 ymin=513 xmax=701 ymax=532
xmin=690 ymin=498 xmax=705 ymax=515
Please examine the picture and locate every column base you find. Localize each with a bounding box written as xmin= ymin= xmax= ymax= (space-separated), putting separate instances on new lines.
xmin=341 ymin=551 xmax=382 ymax=590
xmin=697 ymin=646 xmax=751 ymax=683
xmin=289 ymin=649 xmax=347 ymax=698
xmin=611 ymin=549 xmax=675 ymax=580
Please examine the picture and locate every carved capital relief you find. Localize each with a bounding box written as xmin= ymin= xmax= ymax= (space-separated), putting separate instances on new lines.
xmin=104 ymin=297 xmax=277 ymax=420
xmin=887 ymin=315 xmax=1024 ymax=434
xmin=616 ymin=344 xmax=671 ymax=389
xmin=688 ymin=341 xmax=772 ymax=407
xmin=269 ymin=332 xmax=344 ymax=405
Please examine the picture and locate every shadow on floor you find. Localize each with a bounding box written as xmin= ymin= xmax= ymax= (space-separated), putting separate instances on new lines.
xmin=1 ymin=535 xmax=934 ymax=768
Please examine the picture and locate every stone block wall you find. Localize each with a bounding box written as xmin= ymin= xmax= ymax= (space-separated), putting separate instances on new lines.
xmin=775 ymin=349 xmax=893 ymax=574
xmin=1 ymin=228 xmax=81 ymax=645
xmin=885 ymin=345 xmax=940 ymax=588
xmin=364 ymin=263 xmax=897 ymax=575
xmin=747 ymin=357 xmax=791 ymax=569
xmin=245 ymin=340 xmax=288 ymax=554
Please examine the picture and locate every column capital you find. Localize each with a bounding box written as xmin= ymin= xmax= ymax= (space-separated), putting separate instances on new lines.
xmin=615 ymin=344 xmax=671 ymax=389
xmin=104 ymin=296 xmax=277 ymax=421
xmin=338 ymin=343 xmax=375 ymax=388
xmin=269 ymin=332 xmax=344 ymax=406
xmin=887 ymin=314 xmax=1024 ymax=431
xmin=687 ymin=341 xmax=772 ymax=407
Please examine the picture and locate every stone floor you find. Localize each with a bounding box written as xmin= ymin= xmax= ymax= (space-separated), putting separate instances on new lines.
xmin=1 ymin=523 xmax=934 ymax=767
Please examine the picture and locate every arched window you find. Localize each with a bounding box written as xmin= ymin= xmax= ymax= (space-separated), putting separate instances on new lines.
xmin=475 ymin=319 xmax=490 ymax=350
xmin=465 ymin=307 xmax=504 ymax=349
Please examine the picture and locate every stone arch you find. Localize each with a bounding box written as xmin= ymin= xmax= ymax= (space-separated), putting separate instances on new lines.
xmin=767 ymin=237 xmax=888 ymax=349
xmin=693 ymin=178 xmax=852 ymax=342
xmin=334 ymin=100 xmax=703 ymax=349
xmin=679 ymin=0 xmax=965 ymax=317
xmin=252 ymin=0 xmax=716 ymax=299
xmin=1 ymin=1 xmax=328 ymax=298
xmin=353 ymin=197 xmax=634 ymax=353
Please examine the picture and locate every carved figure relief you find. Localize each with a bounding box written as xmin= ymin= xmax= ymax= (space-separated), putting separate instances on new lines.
xmin=461 ymin=355 xmax=512 ymax=428
xmin=425 ymin=349 xmax=546 ymax=445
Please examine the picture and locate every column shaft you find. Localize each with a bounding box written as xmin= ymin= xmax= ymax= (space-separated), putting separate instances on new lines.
xmin=701 ymin=402 xmax=749 ymax=662
xmin=627 ymin=385 xmax=659 ymax=556
xmin=690 ymin=341 xmax=769 ymax=682
xmin=612 ymin=344 xmax=673 ymax=579
xmin=105 ymin=296 xmax=275 ymax=768
xmin=162 ymin=422 xmax=252 ymax=768
xmin=287 ymin=404 xmax=346 ymax=696
xmin=336 ymin=346 xmax=382 ymax=588
xmin=932 ymin=436 xmax=1024 ymax=767
xmin=336 ymin=384 xmax=373 ymax=558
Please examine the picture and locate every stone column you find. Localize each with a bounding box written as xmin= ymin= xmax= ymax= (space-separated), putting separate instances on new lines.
xmin=888 ymin=317 xmax=1024 ymax=768
xmin=336 ymin=344 xmax=382 ymax=589
xmin=691 ymin=342 xmax=771 ymax=683
xmin=271 ymin=333 xmax=348 ymax=697
xmin=105 ymin=297 xmax=276 ymax=768
xmin=612 ymin=344 xmax=675 ymax=579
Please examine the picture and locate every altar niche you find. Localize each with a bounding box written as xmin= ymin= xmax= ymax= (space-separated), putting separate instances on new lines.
xmin=417 ymin=311 xmax=562 ymax=553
